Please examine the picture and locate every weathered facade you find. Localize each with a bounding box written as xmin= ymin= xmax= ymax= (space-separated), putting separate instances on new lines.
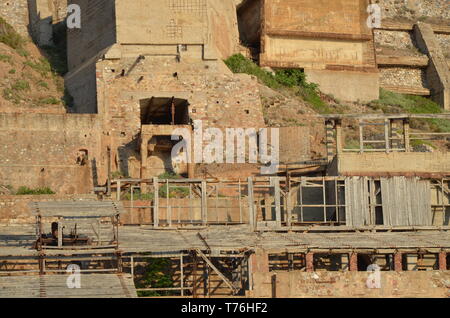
xmin=238 ymin=0 xmax=380 ymax=102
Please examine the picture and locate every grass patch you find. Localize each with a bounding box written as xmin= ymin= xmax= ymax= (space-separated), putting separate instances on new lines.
xmin=11 ymin=79 xmax=30 ymax=91
xmin=369 ymin=89 xmax=450 ymax=132
xmin=24 ymin=58 xmax=52 ymax=77
xmin=38 ymin=97 xmax=60 ymax=105
xmin=3 ymin=80 xmax=30 ymax=104
xmin=37 ymin=80 xmax=49 ymax=89
xmin=0 ymin=54 xmax=12 ymax=63
xmin=16 ymin=186 xmax=55 ymax=195
xmin=0 ymin=17 xmax=26 ymax=51
xmin=224 ymin=54 xmax=327 ymax=112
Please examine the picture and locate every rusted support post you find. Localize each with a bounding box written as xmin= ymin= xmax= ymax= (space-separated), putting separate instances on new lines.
xmin=349 ymin=252 xmax=358 ymax=271
xmin=394 ymin=252 xmax=403 ymax=272
xmin=439 ymin=251 xmax=447 ymax=270
xmin=306 ymin=252 xmax=314 ymax=272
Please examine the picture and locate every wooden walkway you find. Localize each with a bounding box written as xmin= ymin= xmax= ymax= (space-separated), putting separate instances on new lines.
xmin=0 ymin=274 xmax=137 ymax=298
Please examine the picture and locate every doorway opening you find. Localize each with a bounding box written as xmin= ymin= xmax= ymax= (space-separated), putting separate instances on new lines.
xmin=140 ymin=97 xmax=190 ymax=125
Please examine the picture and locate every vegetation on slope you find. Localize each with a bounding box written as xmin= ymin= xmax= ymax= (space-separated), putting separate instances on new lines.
xmin=369 ymin=89 xmax=450 ymax=133
xmin=0 ymin=17 xmax=69 ymax=109
xmin=224 ymin=54 xmax=330 ymax=113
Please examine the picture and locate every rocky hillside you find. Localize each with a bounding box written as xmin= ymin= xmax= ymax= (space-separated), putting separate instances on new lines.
xmin=0 ymin=17 xmax=66 ymax=113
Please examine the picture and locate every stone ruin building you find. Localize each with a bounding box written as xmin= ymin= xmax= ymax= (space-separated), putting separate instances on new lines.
xmin=0 ymin=0 xmax=449 ymax=298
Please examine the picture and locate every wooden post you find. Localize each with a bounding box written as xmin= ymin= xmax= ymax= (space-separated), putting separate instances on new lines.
xmin=57 ymin=219 xmax=62 ymax=248
xmin=272 ymin=177 xmax=282 ymax=228
xmin=394 ymin=252 xmax=403 ymax=272
xmin=335 ymin=120 xmax=343 ymax=155
xmin=286 ymin=190 xmax=292 ymax=229
xmin=131 ymin=256 xmax=134 ymax=280
xmin=403 ymin=119 xmax=410 ymax=152
xmin=349 ymin=252 xmax=358 ymax=271
xmin=359 ymin=121 xmax=364 ymax=153
xmin=180 ymin=254 xmax=184 ymax=296
xmin=271 ymin=274 xmax=277 ymax=298
xmin=247 ymin=177 xmax=255 ymax=231
xmin=439 ymin=251 xmax=447 ymax=270
xmin=107 ymin=146 xmax=112 ymax=197
xmin=192 ymin=251 xmax=198 ymax=298
xmin=384 ymin=119 xmax=390 ymax=153
xmin=153 ymin=177 xmax=159 ymax=228
xmin=116 ymin=180 xmax=121 ymax=201
xmin=201 ymin=181 xmax=207 ymax=225
xmin=306 ymin=252 xmax=314 ymax=272
xmin=140 ymin=135 xmax=149 ymax=192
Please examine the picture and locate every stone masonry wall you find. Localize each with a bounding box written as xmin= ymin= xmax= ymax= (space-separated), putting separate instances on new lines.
xmin=375 ymin=0 xmax=450 ymax=21
xmin=0 ymin=113 xmax=102 ymax=194
xmin=251 ymin=271 xmax=450 ymax=297
xmin=0 ymin=0 xmax=30 ymax=37
xmin=95 ymin=55 xmax=266 ymax=177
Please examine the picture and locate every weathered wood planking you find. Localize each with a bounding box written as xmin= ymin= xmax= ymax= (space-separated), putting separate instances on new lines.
xmin=29 ymin=201 xmax=125 ymax=217
xmin=0 ymin=274 xmax=137 ymax=298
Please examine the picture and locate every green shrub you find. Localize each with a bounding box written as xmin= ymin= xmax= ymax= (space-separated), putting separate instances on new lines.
xmin=8 ymin=69 xmax=16 ymax=74
xmin=136 ymin=258 xmax=175 ymax=297
xmin=224 ymin=54 xmax=327 ymax=112
xmin=16 ymin=186 xmax=55 ymax=195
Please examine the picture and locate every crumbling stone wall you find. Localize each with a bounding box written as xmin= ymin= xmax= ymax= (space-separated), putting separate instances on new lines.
xmin=375 ymin=0 xmax=450 ymax=21
xmin=94 ymin=56 xmax=266 ymax=178
xmin=0 ymin=113 xmax=102 ymax=194
xmin=251 ymin=271 xmax=450 ymax=297
xmin=0 ymin=0 xmax=30 ymax=37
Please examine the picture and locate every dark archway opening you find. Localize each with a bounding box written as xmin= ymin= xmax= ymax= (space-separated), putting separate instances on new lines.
xmin=140 ymin=97 xmax=190 ymax=125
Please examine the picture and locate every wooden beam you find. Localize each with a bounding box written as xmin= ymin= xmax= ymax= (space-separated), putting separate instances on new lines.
xmin=195 ymin=249 xmax=237 ymax=294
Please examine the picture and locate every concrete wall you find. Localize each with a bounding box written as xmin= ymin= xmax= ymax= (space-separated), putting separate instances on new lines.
xmin=259 ymin=0 xmax=375 ymax=69
xmin=0 ymin=113 xmax=102 ymax=194
xmin=306 ymin=69 xmax=380 ymax=102
xmin=65 ymin=57 xmax=98 ymax=113
xmin=67 ymin=0 xmax=117 ymax=71
xmin=251 ymin=271 xmax=450 ymax=297
xmin=237 ymin=0 xmax=380 ymax=102
xmin=337 ymin=152 xmax=450 ymax=175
